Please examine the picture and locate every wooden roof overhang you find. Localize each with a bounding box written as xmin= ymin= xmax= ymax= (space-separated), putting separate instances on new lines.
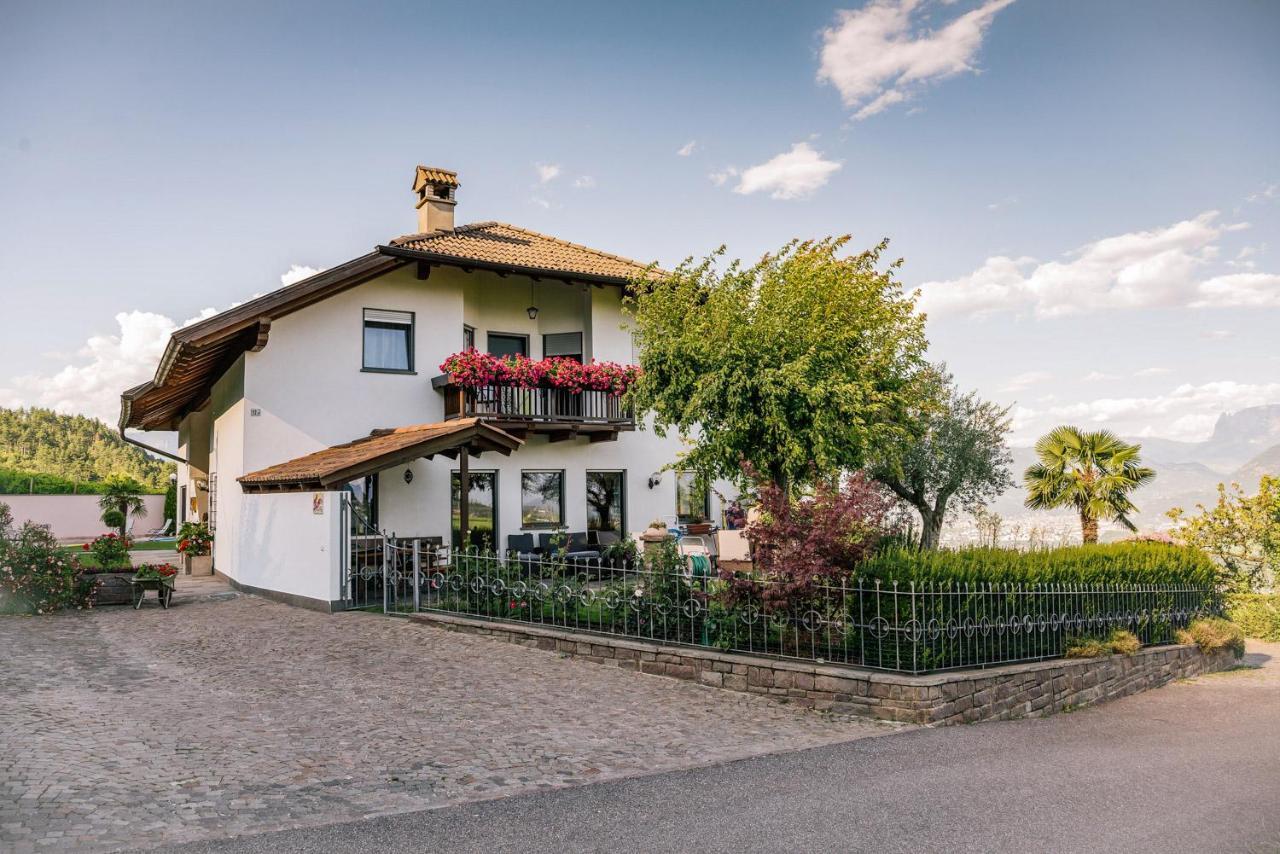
xmin=120 ymin=252 xmax=404 ymax=431
xmin=238 ymin=418 xmax=523 ymax=493
xmin=376 ymin=244 xmax=638 ymax=289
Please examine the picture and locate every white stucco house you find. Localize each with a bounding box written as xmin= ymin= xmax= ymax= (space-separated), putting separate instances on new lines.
xmin=121 ymin=166 xmax=729 ymax=610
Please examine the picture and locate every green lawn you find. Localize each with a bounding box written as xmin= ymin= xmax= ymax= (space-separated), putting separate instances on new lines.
xmin=60 ymin=539 xmax=177 ymax=554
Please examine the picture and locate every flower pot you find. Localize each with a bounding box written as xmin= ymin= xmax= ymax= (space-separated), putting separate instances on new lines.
xmin=183 ymin=554 xmax=213 ymax=576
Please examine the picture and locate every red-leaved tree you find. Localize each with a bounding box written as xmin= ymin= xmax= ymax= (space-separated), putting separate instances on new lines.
xmin=728 ymin=472 xmax=894 ymax=610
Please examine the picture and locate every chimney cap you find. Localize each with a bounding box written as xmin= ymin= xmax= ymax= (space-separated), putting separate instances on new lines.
xmin=412 ymin=165 xmax=459 ymax=193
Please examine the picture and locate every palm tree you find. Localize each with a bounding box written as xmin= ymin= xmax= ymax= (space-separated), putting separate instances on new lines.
xmin=98 ymin=474 xmax=147 ymax=537
xmin=1023 ymin=426 xmax=1155 ymax=544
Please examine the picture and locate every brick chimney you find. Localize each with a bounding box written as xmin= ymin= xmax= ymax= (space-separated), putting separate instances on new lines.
xmin=412 ymin=165 xmax=458 ymax=233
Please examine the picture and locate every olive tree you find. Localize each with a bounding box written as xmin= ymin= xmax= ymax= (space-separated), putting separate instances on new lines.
xmin=624 ymin=237 xmax=929 ymax=494
xmin=870 ymin=368 xmax=1014 ymax=550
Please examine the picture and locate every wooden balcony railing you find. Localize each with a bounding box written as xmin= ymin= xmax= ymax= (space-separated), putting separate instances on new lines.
xmin=435 ymin=379 xmax=634 ymax=429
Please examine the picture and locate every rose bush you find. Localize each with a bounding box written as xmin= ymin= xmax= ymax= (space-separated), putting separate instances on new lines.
xmin=0 ymin=502 xmax=94 ymax=614
xmin=83 ymin=531 xmax=132 ymax=568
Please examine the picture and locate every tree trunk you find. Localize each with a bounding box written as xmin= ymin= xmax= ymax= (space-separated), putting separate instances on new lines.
xmin=919 ymin=508 xmax=944 ymax=551
xmin=1080 ymin=511 xmax=1099 ymax=545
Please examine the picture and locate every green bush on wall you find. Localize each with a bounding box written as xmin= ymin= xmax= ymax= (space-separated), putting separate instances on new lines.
xmin=858 ymin=542 xmax=1217 ymax=587
xmin=1228 ymin=594 xmax=1280 ymax=642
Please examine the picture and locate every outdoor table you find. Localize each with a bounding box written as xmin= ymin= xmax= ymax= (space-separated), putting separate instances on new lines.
xmin=130 ymin=576 xmax=174 ymax=609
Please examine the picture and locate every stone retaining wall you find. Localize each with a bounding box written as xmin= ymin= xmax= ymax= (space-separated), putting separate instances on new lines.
xmin=409 ymin=611 xmax=1239 ymax=725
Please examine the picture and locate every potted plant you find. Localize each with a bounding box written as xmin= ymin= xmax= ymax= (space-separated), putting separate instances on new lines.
xmin=79 ymin=531 xmax=135 ymax=605
xmin=177 ymin=522 xmax=213 ymax=576
xmin=131 ymin=562 xmax=178 ymax=609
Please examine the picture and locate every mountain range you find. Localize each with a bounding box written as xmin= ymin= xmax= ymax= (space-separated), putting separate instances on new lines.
xmin=985 ymin=404 xmax=1280 ymax=536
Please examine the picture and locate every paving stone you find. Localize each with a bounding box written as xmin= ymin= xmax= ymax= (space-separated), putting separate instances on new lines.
xmin=1 ymin=584 xmax=885 ymax=852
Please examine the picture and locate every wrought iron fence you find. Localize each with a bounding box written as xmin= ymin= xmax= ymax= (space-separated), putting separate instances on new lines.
xmin=408 ymin=550 xmax=1222 ymax=674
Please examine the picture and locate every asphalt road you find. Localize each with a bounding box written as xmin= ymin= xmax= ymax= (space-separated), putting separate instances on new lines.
xmin=156 ymin=642 xmax=1280 ymax=854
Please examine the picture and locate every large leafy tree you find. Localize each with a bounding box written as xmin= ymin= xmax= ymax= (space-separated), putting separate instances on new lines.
xmin=97 ymin=473 xmax=147 ymax=536
xmin=871 ymin=367 xmax=1013 ymax=550
xmin=1023 ymin=427 xmax=1155 ymax=544
xmin=624 ymin=237 xmax=928 ymax=494
xmin=1167 ymin=475 xmax=1280 ymax=592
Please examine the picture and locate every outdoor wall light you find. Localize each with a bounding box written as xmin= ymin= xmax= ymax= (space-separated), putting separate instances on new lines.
xmin=404 ymin=468 xmax=414 ymax=484
xmin=647 ymin=473 xmax=661 ymax=489
xmin=526 ymin=305 xmax=539 ymax=320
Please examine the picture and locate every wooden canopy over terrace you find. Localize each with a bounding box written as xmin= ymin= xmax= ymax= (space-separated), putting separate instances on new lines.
xmin=237 ymin=418 xmax=523 ymax=493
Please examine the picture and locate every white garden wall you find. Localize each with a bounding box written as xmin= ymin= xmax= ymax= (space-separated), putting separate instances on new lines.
xmin=2 ymin=494 xmax=167 ymax=542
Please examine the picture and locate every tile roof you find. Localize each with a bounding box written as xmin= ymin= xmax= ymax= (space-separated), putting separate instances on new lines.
xmin=238 ymin=418 xmax=523 ymax=491
xmin=388 ymin=222 xmax=657 ymax=282
xmin=413 ymin=165 xmax=459 ymax=189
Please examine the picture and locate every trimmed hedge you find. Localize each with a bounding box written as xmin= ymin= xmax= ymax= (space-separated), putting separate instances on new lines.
xmin=858 ymin=542 xmax=1218 ymax=587
xmin=1227 ymin=594 xmax=1280 ymax=642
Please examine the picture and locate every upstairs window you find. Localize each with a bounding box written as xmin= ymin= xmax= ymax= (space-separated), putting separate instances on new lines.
xmin=363 ymin=309 xmax=414 ymax=373
xmin=463 ymin=325 xmax=475 ymax=350
xmin=521 ymin=470 xmax=565 ymax=529
xmin=487 ymin=332 xmax=528 ymax=358
xmin=544 ymin=332 xmax=583 ymax=363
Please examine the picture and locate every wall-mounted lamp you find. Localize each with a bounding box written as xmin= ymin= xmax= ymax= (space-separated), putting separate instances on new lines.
xmin=526 ymin=305 xmax=539 ymax=320
xmin=647 ymin=473 xmax=662 ymax=490
xmin=403 ymin=468 xmax=414 ymax=485
xmin=194 ymin=479 xmax=209 ymax=492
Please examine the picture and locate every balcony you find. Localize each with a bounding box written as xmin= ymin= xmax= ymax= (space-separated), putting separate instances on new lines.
xmin=433 ymin=377 xmax=635 ymax=441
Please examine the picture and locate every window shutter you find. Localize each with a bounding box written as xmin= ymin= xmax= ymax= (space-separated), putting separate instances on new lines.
xmin=364 ymin=309 xmax=413 ymax=326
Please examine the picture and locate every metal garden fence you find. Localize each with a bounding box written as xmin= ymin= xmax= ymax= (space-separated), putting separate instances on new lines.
xmin=388 ymin=548 xmax=1221 ymax=674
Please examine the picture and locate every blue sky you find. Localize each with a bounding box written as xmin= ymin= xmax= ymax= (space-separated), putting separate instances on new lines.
xmin=1 ymin=0 xmax=1278 ymax=444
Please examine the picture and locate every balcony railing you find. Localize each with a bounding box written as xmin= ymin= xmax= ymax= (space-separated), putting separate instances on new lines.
xmin=436 ymin=379 xmax=634 ymax=428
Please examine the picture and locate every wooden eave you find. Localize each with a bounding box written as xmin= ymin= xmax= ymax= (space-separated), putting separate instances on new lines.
xmin=238 ymin=419 xmax=524 ymax=493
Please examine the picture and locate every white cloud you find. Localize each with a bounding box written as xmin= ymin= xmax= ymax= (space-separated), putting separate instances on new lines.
xmin=677 ymin=140 xmax=698 ymax=157
xmin=1015 ymin=380 xmax=1280 ymax=443
xmin=1202 ymin=329 xmax=1235 ymax=340
xmin=536 ymin=163 xmax=561 ymax=184
xmin=732 ymin=143 xmax=842 ymax=200
xmin=530 ymin=196 xmax=551 ymax=210
xmin=1 ymin=267 xmax=297 ymax=426
xmin=1001 ymin=370 xmax=1050 ymax=392
xmin=1082 ymin=371 xmax=1119 ymax=382
xmin=986 ymin=194 xmax=1018 ymax=212
xmin=708 ymin=166 xmax=738 ymax=187
xmin=919 ymin=210 xmax=1279 ymax=318
xmin=817 ymin=0 xmax=1015 ymax=119
xmin=1191 ymin=273 xmax=1280 ymax=308
xmin=1134 ymin=367 xmax=1172 ymax=377
xmin=1246 ymin=182 xmax=1279 ymax=204
xmin=0 ymin=311 xmax=177 ymax=426
xmin=280 ymin=264 xmax=322 ymax=286
xmin=572 ymin=175 xmax=596 ymax=189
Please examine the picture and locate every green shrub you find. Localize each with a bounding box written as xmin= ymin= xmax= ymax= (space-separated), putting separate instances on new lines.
xmin=1176 ymin=618 xmax=1246 ymax=658
xmin=0 ymin=502 xmax=95 ymax=614
xmin=101 ymin=509 xmax=126 ymax=531
xmin=1065 ymin=628 xmax=1141 ymax=658
xmin=83 ymin=532 xmax=132 ymax=569
xmin=1227 ymin=594 xmax=1280 ymax=642
xmin=859 ymin=542 xmax=1217 ymax=586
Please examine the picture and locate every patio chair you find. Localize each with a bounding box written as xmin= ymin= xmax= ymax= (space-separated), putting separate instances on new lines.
xmin=144 ymin=519 xmax=174 ymax=539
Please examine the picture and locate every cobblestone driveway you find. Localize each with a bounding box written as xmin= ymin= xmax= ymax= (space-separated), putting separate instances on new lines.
xmin=1 ymin=587 xmax=890 ymax=852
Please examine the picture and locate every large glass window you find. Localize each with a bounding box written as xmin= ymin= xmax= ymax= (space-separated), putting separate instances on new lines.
xmin=487 ymin=332 xmax=528 ymax=358
xmin=586 ymin=471 xmax=625 ymax=535
xmin=520 ymin=470 xmax=564 ymax=529
xmin=344 ymin=474 xmax=378 ymax=533
xmin=675 ymin=471 xmax=709 ymax=524
xmin=451 ymin=471 xmax=497 ymax=549
xmin=363 ymin=309 xmax=414 ymax=372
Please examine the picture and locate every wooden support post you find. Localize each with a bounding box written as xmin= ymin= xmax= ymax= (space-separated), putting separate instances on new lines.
xmin=458 ymin=443 xmax=470 ymax=551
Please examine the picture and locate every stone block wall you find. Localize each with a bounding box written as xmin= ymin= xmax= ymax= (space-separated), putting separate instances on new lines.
xmin=408 ymin=611 xmax=1239 ymax=725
